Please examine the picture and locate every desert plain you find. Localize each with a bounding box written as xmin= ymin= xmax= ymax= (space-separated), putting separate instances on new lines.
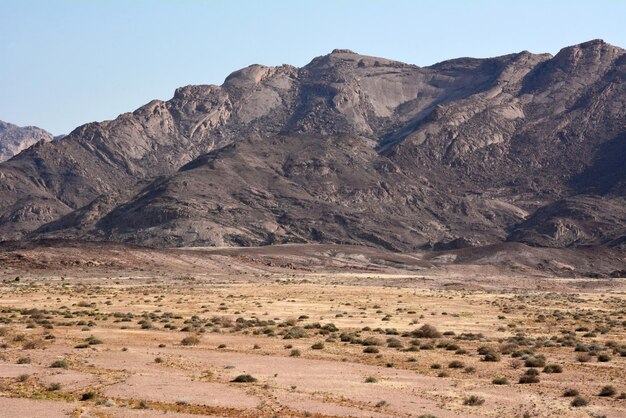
xmin=0 ymin=242 xmax=624 ymax=418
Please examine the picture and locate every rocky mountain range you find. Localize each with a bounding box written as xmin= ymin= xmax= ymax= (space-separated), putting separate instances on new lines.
xmin=0 ymin=39 xmax=624 ymax=252
xmin=0 ymin=121 xmax=53 ymax=162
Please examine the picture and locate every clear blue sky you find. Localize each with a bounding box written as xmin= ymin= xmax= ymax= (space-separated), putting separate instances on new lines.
xmin=1 ymin=0 xmax=625 ymax=135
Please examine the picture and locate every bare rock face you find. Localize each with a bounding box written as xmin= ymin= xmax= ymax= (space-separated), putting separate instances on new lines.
xmin=0 ymin=121 xmax=53 ymax=162
xmin=1 ymin=40 xmax=625 ymax=252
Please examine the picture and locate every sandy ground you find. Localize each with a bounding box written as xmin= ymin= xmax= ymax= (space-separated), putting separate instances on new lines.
xmin=0 ymin=243 xmax=625 ymax=417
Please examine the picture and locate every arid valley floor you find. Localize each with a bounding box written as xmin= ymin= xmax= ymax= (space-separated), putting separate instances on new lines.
xmin=0 ymin=243 xmax=625 ymax=417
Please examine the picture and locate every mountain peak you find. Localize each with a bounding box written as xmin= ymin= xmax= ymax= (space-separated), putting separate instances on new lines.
xmin=0 ymin=120 xmax=53 ymax=162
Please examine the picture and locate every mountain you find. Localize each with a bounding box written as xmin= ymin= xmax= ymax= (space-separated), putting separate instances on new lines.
xmin=0 ymin=121 xmax=53 ymax=162
xmin=0 ymin=40 xmax=625 ymax=252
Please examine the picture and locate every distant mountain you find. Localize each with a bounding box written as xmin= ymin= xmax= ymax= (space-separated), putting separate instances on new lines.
xmin=0 ymin=121 xmax=53 ymax=162
xmin=0 ymin=40 xmax=624 ymax=252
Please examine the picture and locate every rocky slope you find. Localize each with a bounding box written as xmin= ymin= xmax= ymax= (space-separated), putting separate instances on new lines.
xmin=1 ymin=40 xmax=625 ymax=251
xmin=0 ymin=121 xmax=53 ymax=162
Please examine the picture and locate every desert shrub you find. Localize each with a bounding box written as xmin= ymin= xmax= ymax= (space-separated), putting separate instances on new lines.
xmin=563 ymin=388 xmax=579 ymax=397
xmin=311 ymin=342 xmax=324 ymax=350
xmin=283 ymin=326 xmax=307 ymax=339
xmin=599 ymin=385 xmax=616 ymax=397
xmin=576 ymin=353 xmax=592 ymax=363
xmin=50 ymin=359 xmax=68 ymax=369
xmin=543 ymin=364 xmax=562 ymax=373
xmin=290 ymin=349 xmax=301 ymax=357
xmin=524 ymin=356 xmax=545 ymax=368
xmin=47 ymin=382 xmax=61 ymax=391
xmin=483 ymin=352 xmax=501 ymax=362
xmin=363 ymin=346 xmax=379 ymax=354
xmin=18 ymin=374 xmax=29 ymax=382
xmin=430 ymin=363 xmax=441 ymax=369
xmin=519 ymin=375 xmax=540 ymax=384
xmin=570 ymin=396 xmax=588 ymax=407
xmin=437 ymin=371 xmax=449 ymax=377
xmin=232 ymin=374 xmax=257 ymax=383
xmin=463 ymin=395 xmax=485 ymax=406
xmin=362 ymin=337 xmax=381 ymax=346
xmin=180 ymin=336 xmax=200 ymax=346
xmin=86 ymin=336 xmax=102 ymax=345
xmin=375 ymin=400 xmax=388 ymax=408
xmin=524 ymin=368 xmax=539 ymax=376
xmin=448 ymin=360 xmax=464 ymax=369
xmin=80 ymin=391 xmax=96 ymax=401
xmin=364 ymin=376 xmax=378 ymax=383
xmin=16 ymin=357 xmax=31 ymax=364
xmin=154 ymin=357 xmax=163 ymax=363
xmin=492 ymin=377 xmax=508 ymax=385
xmin=477 ymin=346 xmax=495 ymax=355
xmin=387 ymin=338 xmax=402 ymax=348
xmin=412 ymin=324 xmax=441 ymax=338
xmin=597 ymin=354 xmax=611 ymax=362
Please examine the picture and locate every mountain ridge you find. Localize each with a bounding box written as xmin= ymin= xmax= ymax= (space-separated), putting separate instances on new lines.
xmin=0 ymin=40 xmax=624 ymax=253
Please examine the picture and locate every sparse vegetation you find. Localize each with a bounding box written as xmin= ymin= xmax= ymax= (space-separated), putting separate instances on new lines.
xmin=463 ymin=395 xmax=485 ymax=406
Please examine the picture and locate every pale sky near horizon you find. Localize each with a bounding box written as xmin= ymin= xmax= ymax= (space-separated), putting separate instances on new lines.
xmin=1 ymin=0 xmax=625 ymax=135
